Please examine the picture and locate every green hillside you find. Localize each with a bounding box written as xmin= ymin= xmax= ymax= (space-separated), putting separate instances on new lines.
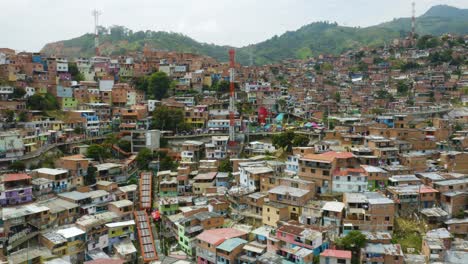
xmin=40 ymin=5 xmax=468 ymax=65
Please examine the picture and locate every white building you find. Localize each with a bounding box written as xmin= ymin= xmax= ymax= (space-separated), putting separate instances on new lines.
xmin=25 ymin=87 xmax=36 ymax=97
xmin=147 ymin=100 xmax=159 ymax=112
xmin=285 ymin=154 xmax=300 ymax=175
xmin=130 ymin=130 xmax=161 ymax=153
xmin=99 ymin=79 xmax=114 ymax=92
xmin=332 ymin=168 xmax=368 ymax=193
xmin=205 ymin=136 xmax=229 ymax=159
xmin=0 ymin=131 xmax=25 ymax=159
xmin=56 ymin=58 xmax=68 ymax=72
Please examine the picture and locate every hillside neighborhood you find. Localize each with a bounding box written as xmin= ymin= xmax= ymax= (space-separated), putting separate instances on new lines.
xmin=0 ymin=12 xmax=468 ymax=264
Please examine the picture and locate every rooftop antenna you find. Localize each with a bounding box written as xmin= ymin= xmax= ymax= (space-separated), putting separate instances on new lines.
xmin=92 ymin=9 xmax=102 ymax=56
xmin=411 ymin=2 xmax=416 ymax=46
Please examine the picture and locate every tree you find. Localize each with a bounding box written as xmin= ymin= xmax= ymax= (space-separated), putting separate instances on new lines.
xmin=159 ymin=156 xmax=176 ymax=171
xmin=68 ymin=62 xmax=84 ymax=82
xmin=136 ymin=148 xmax=153 ymax=169
xmin=133 ymin=76 xmax=149 ymax=92
xmin=86 ymin=144 xmax=110 ymax=162
xmin=18 ymin=111 xmax=28 ymax=122
xmin=429 ymin=91 xmax=435 ymax=103
xmin=218 ymin=158 xmax=233 ymax=173
xmin=26 ymin=94 xmax=60 ymax=111
xmin=272 ymin=131 xmax=296 ymax=151
xmin=277 ymin=99 xmax=287 ymax=112
xmin=12 ymin=87 xmax=26 ymax=99
xmin=417 ymin=35 xmax=440 ymax=49
xmin=118 ymin=140 xmax=131 ymax=153
xmin=4 ymin=110 xmax=15 ymax=122
xmin=272 ymin=131 xmax=309 ymax=152
xmin=336 ymin=231 xmax=367 ymax=250
xmin=151 ymin=106 xmax=187 ymax=132
xmin=335 ymin=230 xmax=367 ymax=264
xmin=292 ymin=134 xmax=310 ymax=147
xmin=396 ymin=81 xmax=409 ymax=95
xmin=148 ymin=71 xmax=171 ymax=100
xmin=334 ymin=92 xmax=341 ymax=103
xmin=85 ymin=165 xmax=97 ymax=185
xmin=374 ymin=90 xmax=394 ymax=101
xmin=9 ymin=161 xmax=26 ymax=172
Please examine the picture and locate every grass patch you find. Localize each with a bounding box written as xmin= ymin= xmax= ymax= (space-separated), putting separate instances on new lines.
xmin=392 ymin=218 xmax=428 ymax=253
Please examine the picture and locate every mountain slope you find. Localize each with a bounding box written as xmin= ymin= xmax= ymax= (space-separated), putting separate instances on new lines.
xmin=41 ymin=5 xmax=468 ymax=65
xmin=375 ymin=5 xmax=468 ymax=36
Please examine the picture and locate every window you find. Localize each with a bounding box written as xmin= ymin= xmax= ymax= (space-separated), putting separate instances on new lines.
xmin=323 ymin=170 xmax=329 ymax=176
xmin=276 ymin=210 xmax=279 ymax=215
xmin=337 ymin=259 xmax=346 ymax=264
xmin=385 ymin=216 xmax=390 ymax=221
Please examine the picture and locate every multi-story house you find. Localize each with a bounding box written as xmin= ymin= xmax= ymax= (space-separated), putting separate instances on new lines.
xmin=322 ymin=201 xmax=345 ymax=237
xmin=0 ymin=173 xmax=32 ymax=206
xmin=240 ymin=164 xmax=274 ymax=193
xmin=332 ymin=167 xmax=368 ymax=193
xmin=342 ymin=192 xmax=395 ymax=234
xmin=386 ymin=185 xmax=438 ymax=217
xmin=360 ymin=243 xmax=404 ymax=264
xmin=205 ymin=136 xmax=229 ymax=159
xmin=2 ymin=203 xmax=51 ymax=253
xmin=159 ymin=176 xmax=178 ymax=197
xmin=40 ymin=226 xmax=86 ymax=263
xmin=216 ymin=237 xmax=248 ymax=264
xmin=37 ymin=197 xmax=80 ymax=227
xmin=193 ymin=172 xmax=217 ymax=195
xmin=269 ymin=221 xmax=325 ymax=263
xmin=106 ymin=220 xmax=135 ymax=250
xmin=320 ymin=249 xmax=352 ymax=264
xmin=75 ymin=212 xmax=120 ymax=253
xmin=69 ymin=110 xmax=100 ymax=137
xmin=181 ymin=140 xmax=205 ymax=162
xmin=108 ymin=200 xmax=134 ymax=220
xmin=361 ymin=165 xmax=389 ymax=190
xmin=0 ymin=131 xmax=25 ymax=159
xmin=34 ymin=168 xmax=70 ymax=193
xmin=185 ymin=105 xmax=209 ymax=128
xmin=196 ymin=228 xmax=247 ymax=264
xmin=176 ymin=211 xmax=224 ymax=256
xmin=262 ymin=202 xmax=289 ymax=228
xmin=268 ymin=185 xmax=315 ymax=221
xmin=55 ymin=154 xmax=89 ymax=188
xmin=298 ymin=151 xmax=358 ymax=193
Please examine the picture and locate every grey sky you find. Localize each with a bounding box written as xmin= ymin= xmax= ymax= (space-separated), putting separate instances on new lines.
xmin=1 ymin=0 xmax=467 ymax=52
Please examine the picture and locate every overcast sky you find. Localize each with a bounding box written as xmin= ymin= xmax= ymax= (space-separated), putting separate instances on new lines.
xmin=1 ymin=0 xmax=467 ymax=52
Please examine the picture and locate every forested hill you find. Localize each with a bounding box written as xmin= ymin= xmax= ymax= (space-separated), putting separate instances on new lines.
xmin=41 ymin=5 xmax=468 ymax=65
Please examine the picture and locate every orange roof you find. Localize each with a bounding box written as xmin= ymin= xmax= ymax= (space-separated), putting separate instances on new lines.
xmin=60 ymin=154 xmax=87 ymax=160
xmin=3 ymin=173 xmax=31 ymax=182
xmin=321 ymin=249 xmax=352 ymax=259
xmin=303 ymin=151 xmax=354 ymax=162
xmin=333 ymin=167 xmax=365 ymax=176
xmin=196 ymin=228 xmax=247 ymax=246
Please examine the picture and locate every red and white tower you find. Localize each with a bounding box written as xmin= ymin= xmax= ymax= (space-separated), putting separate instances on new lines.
xmin=228 ymin=49 xmax=236 ymax=145
xmin=92 ymin=9 xmax=102 ymax=56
